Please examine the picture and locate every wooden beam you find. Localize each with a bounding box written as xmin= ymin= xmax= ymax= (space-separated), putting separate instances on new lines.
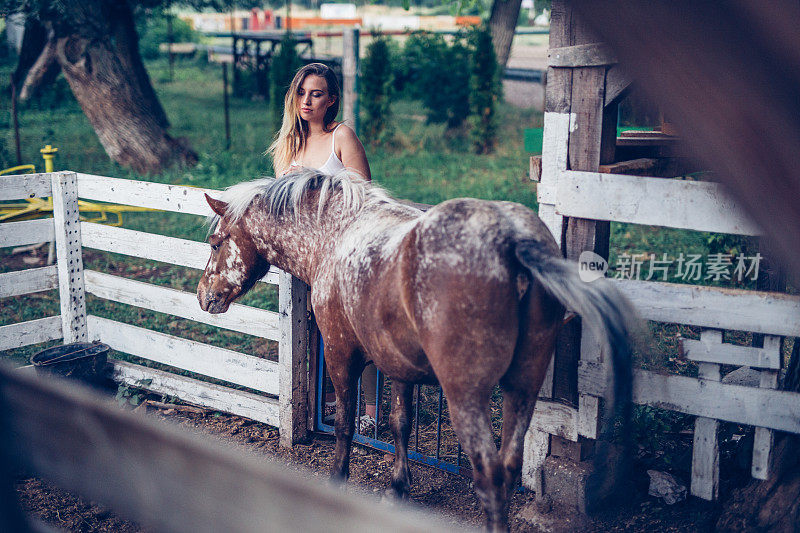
xmin=0 ymin=219 xmax=54 ymax=249
xmin=0 ymin=173 xmax=52 ymax=201
xmin=556 ymin=170 xmax=761 ymax=235
xmin=80 ymin=223 xmax=280 ymax=286
xmin=578 ymin=365 xmax=800 ymax=434
xmin=604 ymin=64 xmax=631 ymax=106
xmin=87 ymin=315 xmax=279 ymax=395
xmin=682 ymin=338 xmax=781 ymax=370
xmin=111 ymin=361 xmax=279 ymax=427
xmin=613 ymin=279 xmax=800 ymax=337
xmin=84 ymin=270 xmax=281 ymax=341
xmin=0 ymin=316 xmax=62 ymax=351
xmin=0 ymin=266 xmax=58 ymax=299
xmin=77 ymin=173 xmax=215 ymax=216
xmin=548 ymin=42 xmax=617 ymax=67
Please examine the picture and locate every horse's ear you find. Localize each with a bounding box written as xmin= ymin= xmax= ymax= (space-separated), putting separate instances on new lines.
xmin=205 ymin=194 xmax=228 ymax=217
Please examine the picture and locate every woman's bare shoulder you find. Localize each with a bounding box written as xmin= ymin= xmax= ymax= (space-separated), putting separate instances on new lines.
xmin=333 ymin=123 xmax=362 ymax=145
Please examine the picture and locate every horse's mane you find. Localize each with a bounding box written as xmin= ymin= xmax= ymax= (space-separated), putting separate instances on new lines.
xmin=210 ymin=168 xmax=396 ymax=228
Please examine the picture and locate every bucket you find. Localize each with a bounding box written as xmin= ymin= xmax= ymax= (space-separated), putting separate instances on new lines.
xmin=31 ymin=341 xmax=110 ymax=384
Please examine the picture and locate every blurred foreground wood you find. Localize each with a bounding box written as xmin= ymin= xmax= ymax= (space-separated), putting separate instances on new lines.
xmin=0 ymin=364 xmax=462 ymax=533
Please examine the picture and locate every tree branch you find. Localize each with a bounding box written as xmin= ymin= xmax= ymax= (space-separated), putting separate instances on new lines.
xmin=19 ymin=33 xmax=58 ymax=101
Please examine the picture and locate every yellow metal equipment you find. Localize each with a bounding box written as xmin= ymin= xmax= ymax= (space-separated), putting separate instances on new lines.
xmin=1 ymin=147 xmax=153 ymax=226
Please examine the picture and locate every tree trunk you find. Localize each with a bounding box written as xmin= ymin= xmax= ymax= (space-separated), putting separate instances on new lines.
xmin=488 ymin=0 xmax=523 ymax=69
xmin=13 ymin=18 xmax=61 ymax=100
xmin=35 ymin=0 xmax=196 ymax=174
xmin=716 ymin=342 xmax=800 ymax=532
xmin=54 ymin=33 xmax=196 ymax=174
xmin=109 ymin=2 xmax=170 ymax=130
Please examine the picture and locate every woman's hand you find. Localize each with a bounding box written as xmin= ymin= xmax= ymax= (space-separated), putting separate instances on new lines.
xmin=280 ymin=163 xmax=303 ymax=177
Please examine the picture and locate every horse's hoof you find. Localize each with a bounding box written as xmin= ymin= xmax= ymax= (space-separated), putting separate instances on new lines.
xmin=382 ymin=485 xmax=409 ymax=504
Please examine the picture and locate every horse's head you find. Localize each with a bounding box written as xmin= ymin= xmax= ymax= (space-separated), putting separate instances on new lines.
xmin=197 ymin=194 xmax=270 ymax=314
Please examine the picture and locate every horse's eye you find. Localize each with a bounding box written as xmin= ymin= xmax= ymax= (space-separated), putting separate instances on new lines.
xmin=211 ymin=243 xmax=220 ymax=251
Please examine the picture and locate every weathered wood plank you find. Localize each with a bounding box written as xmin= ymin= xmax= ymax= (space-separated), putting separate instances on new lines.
xmin=529 ymin=156 xmax=543 ymax=182
xmin=86 ymin=315 xmax=279 ymax=395
xmin=0 ymin=316 xmax=62 ymax=351
xmin=614 ymin=278 xmax=800 ymax=337
xmin=342 ymin=28 xmax=359 ymax=135
xmin=548 ymin=42 xmax=617 ymax=67
xmin=0 ymin=173 xmax=52 ymax=200
xmin=84 ymin=270 xmax=280 ymax=341
xmin=0 ymin=219 xmax=54 ymax=248
xmin=111 ymin=361 xmax=279 ymax=427
xmin=1 ymin=365 xmax=459 ymax=533
xmin=556 ymin=170 xmax=762 ymax=235
xmin=691 ymin=416 xmax=719 ymax=500
xmin=0 ymin=266 xmax=58 ymax=299
xmin=80 ymin=222 xmax=280 ymax=285
xmin=690 ymin=330 xmax=721 ymax=501
xmin=604 ymin=64 xmax=631 ymax=106
xmin=682 ymin=339 xmax=781 ymax=370
xmin=278 ymin=273 xmax=309 ymax=447
xmin=752 ymin=350 xmax=779 ymax=481
xmin=531 ymin=400 xmax=579 ymax=441
xmin=521 ymin=428 xmax=549 ymax=495
xmin=577 ymin=394 xmax=599 ymax=439
xmin=578 ymin=365 xmax=800 ymax=434
xmin=76 ymin=173 xmax=214 ymax=216
xmin=52 ymin=172 xmax=87 ymax=343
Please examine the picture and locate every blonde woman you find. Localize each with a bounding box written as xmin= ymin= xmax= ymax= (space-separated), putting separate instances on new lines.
xmin=268 ymin=63 xmax=370 ymax=180
xmin=269 ymin=63 xmax=379 ymax=432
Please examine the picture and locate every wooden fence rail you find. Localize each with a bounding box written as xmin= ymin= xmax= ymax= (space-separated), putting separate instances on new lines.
xmin=1 ymin=171 xmax=309 ymax=446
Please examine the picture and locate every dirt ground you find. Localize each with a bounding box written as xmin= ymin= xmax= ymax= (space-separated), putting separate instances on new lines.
xmin=14 ymin=397 xmax=731 ymax=533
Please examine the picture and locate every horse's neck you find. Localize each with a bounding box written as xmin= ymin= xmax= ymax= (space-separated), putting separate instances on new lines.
xmin=246 ymin=194 xmax=352 ymax=285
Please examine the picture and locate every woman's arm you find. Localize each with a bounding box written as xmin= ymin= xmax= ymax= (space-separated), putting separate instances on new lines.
xmin=335 ymin=125 xmax=371 ymax=181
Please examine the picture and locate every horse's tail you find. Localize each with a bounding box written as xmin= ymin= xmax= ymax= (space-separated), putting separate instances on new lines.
xmin=514 ymin=238 xmax=636 ymax=512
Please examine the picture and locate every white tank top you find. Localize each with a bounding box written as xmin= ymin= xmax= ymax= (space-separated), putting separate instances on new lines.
xmin=291 ymin=124 xmax=345 ymax=176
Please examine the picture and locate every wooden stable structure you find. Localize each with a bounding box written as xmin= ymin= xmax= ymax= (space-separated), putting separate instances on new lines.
xmin=522 ymin=0 xmax=800 ymax=508
xmin=0 ymin=171 xmax=310 ymax=448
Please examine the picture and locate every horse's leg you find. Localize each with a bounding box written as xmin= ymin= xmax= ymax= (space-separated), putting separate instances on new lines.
xmin=446 ymin=392 xmax=508 ymax=532
xmin=386 ymin=380 xmax=414 ymax=500
xmin=499 ymin=286 xmax=562 ymax=497
xmin=328 ymin=351 xmax=362 ymax=483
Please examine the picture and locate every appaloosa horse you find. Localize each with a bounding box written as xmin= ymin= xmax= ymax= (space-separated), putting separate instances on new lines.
xmin=197 ymin=170 xmax=635 ymax=531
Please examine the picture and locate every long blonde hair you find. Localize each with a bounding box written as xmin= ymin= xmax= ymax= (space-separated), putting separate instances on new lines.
xmin=268 ymin=63 xmax=341 ymax=174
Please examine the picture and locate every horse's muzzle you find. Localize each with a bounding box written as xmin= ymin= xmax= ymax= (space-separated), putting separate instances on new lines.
xmin=198 ymin=289 xmax=229 ymax=314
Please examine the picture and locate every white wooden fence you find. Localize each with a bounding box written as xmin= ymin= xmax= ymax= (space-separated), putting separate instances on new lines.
xmin=0 ymin=171 xmax=309 ymax=447
xmin=524 ymin=110 xmax=800 ymax=500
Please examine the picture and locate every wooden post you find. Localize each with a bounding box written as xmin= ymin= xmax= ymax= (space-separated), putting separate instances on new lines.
xmin=10 ymin=74 xmax=21 ymax=166
xmin=752 ymin=335 xmax=781 ymax=480
xmin=690 ymin=329 xmax=722 ymax=500
xmin=342 ymin=27 xmax=360 ymax=135
xmin=278 ymin=272 xmax=309 ymax=447
xmin=51 ymin=171 xmax=88 ymax=344
xmin=222 ymin=63 xmax=231 ymax=150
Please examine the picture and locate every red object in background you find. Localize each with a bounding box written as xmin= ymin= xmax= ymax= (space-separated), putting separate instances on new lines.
xmin=250 ymin=9 xmax=274 ymax=30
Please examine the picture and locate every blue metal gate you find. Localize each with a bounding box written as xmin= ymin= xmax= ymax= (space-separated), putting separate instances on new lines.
xmin=314 ymin=337 xmax=470 ymax=476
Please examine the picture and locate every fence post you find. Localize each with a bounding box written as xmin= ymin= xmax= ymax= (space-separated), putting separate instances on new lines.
xmin=690 ymin=329 xmax=722 ymax=500
xmin=278 ymin=272 xmax=309 ymax=447
xmin=51 ymin=171 xmax=88 ymax=343
xmin=342 ymin=27 xmax=360 ymax=135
